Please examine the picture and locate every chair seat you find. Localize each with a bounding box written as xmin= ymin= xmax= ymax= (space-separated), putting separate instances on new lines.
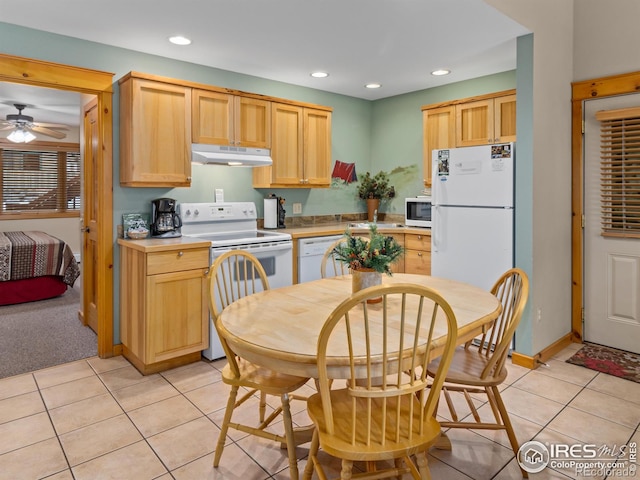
xmin=427 ymin=346 xmax=507 ymax=387
xmin=307 ymin=389 xmax=442 ymax=461
xmin=221 ymin=358 xmax=309 ymax=394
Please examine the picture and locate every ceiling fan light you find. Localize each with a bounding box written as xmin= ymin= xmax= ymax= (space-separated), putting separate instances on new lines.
xmin=7 ymin=128 xmax=36 ymax=143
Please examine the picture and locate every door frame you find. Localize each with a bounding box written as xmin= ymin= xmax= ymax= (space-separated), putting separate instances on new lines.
xmin=571 ymin=70 xmax=640 ymax=343
xmin=0 ymin=53 xmax=115 ymax=357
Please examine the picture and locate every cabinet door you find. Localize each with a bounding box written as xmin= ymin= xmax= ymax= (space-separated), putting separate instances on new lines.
xmin=455 ymin=99 xmax=494 ymax=147
xmin=271 ymin=103 xmax=304 ymax=185
xmin=192 ymin=90 xmax=233 ymax=145
xmin=146 ymin=268 xmax=208 ymax=363
xmin=389 ymin=233 xmax=405 ymax=273
xmin=405 ymin=249 xmax=431 ymax=275
xmin=423 ymin=106 xmax=455 ymax=186
xmin=303 ymin=108 xmax=331 ymax=187
xmin=235 ymin=97 xmax=271 ymax=148
xmin=120 ymin=79 xmax=191 ymax=186
xmin=494 ymin=94 xmax=516 ymax=143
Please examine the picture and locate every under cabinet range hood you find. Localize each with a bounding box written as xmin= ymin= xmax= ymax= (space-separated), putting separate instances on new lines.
xmin=191 ymin=144 xmax=272 ymax=167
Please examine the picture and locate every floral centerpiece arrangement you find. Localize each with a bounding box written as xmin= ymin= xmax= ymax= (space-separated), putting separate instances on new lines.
xmin=357 ymin=170 xmax=395 ymax=200
xmin=357 ymin=170 xmax=396 ymax=222
xmin=332 ymin=224 xmax=404 ymax=276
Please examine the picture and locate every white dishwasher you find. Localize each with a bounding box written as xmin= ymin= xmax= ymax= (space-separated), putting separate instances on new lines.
xmin=298 ymin=235 xmax=344 ymax=283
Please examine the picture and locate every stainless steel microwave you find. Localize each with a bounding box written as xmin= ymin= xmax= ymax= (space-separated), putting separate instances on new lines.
xmin=405 ymin=196 xmax=432 ymax=228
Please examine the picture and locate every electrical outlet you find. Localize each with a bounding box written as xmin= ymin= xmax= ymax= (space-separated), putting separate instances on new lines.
xmin=293 ymin=203 xmax=302 ymax=214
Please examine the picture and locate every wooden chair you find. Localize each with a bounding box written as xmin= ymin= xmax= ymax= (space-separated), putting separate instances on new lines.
xmin=426 ymin=267 xmax=530 ymax=478
xmin=208 ymin=250 xmax=310 ymax=479
xmin=320 ymin=235 xmax=369 ymax=278
xmin=303 ymin=283 xmax=459 ymax=480
xmin=320 ymin=237 xmax=350 ymax=278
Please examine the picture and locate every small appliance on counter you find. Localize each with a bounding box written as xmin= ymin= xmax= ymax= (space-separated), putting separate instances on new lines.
xmin=264 ymin=194 xmax=286 ymax=229
xmin=151 ymin=197 xmax=182 ymax=238
xmin=405 ymin=196 xmax=432 ymax=228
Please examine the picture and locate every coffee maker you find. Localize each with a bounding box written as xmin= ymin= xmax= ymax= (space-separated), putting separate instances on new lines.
xmin=151 ymin=198 xmax=182 ymax=238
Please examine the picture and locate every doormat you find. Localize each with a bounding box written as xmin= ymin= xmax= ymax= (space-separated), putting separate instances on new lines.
xmin=566 ymin=343 xmax=640 ymax=384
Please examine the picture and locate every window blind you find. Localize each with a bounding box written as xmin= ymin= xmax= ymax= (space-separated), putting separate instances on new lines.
xmin=595 ymin=107 xmax=640 ymax=238
xmin=0 ymin=147 xmax=80 ymax=213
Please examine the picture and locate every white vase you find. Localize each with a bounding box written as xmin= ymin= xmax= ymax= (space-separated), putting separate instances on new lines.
xmin=351 ymin=268 xmax=382 ymax=303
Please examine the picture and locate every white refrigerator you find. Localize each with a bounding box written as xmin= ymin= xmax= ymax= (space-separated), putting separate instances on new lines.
xmin=431 ymin=143 xmax=514 ymax=292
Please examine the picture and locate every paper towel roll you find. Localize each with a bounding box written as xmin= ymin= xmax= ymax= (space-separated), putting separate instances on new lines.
xmin=264 ymin=198 xmax=278 ymax=229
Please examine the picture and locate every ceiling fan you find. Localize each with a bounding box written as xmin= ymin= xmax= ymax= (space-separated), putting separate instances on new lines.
xmin=0 ymin=103 xmax=70 ymax=143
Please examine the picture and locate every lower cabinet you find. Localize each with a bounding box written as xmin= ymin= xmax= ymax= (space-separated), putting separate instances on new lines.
xmin=389 ymin=233 xmax=405 ymax=274
xmin=118 ymin=240 xmax=210 ymax=374
xmin=404 ymin=233 xmax=431 ymax=275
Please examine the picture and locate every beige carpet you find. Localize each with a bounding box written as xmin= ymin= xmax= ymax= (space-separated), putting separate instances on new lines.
xmin=0 ymin=281 xmax=97 ymax=379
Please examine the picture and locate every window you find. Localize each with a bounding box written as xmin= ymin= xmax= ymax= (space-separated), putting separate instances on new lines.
xmin=0 ymin=143 xmax=80 ymax=216
xmin=596 ymin=107 xmax=640 ymax=238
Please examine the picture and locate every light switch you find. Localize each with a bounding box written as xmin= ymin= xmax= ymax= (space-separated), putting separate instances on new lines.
xmin=293 ymin=203 xmax=302 ymax=214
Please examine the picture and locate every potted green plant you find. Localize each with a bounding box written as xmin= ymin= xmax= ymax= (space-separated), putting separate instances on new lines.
xmin=332 ymin=224 xmax=404 ymax=302
xmin=357 ymin=170 xmax=395 ymax=221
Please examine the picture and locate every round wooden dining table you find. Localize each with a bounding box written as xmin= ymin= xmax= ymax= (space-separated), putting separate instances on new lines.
xmin=216 ymin=273 xmax=501 ymax=379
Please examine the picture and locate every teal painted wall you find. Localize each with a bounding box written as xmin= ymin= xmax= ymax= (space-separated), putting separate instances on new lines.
xmin=0 ymin=22 xmax=524 ymax=346
xmin=514 ymin=34 xmax=534 ymax=354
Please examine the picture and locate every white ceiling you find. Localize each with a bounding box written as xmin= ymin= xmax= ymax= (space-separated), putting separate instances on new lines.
xmin=0 ymin=0 xmax=529 ymax=126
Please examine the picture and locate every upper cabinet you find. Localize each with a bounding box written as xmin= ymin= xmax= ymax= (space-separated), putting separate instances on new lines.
xmin=422 ymin=89 xmax=515 ymax=186
xmin=456 ymin=93 xmax=516 ymax=146
xmin=192 ymin=90 xmax=271 ymax=148
xmin=422 ymin=106 xmax=455 ymax=187
xmin=253 ymin=103 xmax=332 ymax=188
xmin=119 ymin=74 xmax=192 ymax=187
xmin=119 ymin=72 xmax=331 ymax=188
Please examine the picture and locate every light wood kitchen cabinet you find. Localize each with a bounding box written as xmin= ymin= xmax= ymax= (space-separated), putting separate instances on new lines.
xmin=118 ymin=239 xmax=210 ymax=375
xmin=422 ymin=89 xmax=515 ymax=186
xmin=192 ymin=90 xmax=271 ymax=148
xmin=119 ymin=74 xmax=192 ymax=187
xmin=389 ymin=233 xmax=405 ymax=273
xmin=422 ymin=106 xmax=455 ymax=186
xmin=404 ymin=232 xmax=431 ymax=275
xmin=253 ymin=103 xmax=332 ymax=188
xmin=455 ymin=93 xmax=516 ymax=147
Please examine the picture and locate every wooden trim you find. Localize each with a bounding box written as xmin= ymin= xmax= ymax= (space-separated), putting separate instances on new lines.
xmin=0 ymin=53 xmax=115 ymax=359
xmin=571 ymin=70 xmax=640 ymax=344
xmin=511 ymin=333 xmax=576 ymax=370
xmin=119 ymin=71 xmax=333 ymax=112
xmin=0 ymin=53 xmax=113 ymax=93
xmin=421 ymin=89 xmax=516 ymax=111
xmin=0 ymin=139 xmax=80 ymax=151
xmin=510 ymin=351 xmax=537 ymax=369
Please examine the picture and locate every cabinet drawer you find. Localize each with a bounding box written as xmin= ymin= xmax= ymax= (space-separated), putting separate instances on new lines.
xmin=405 ymin=249 xmax=431 ymax=275
xmin=147 ymin=248 xmax=210 ymax=275
xmin=405 ymin=233 xmax=431 ymax=252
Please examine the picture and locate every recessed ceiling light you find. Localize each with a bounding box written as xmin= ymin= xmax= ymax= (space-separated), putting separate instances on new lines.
xmin=311 ymin=71 xmax=329 ymax=78
xmin=169 ymin=36 xmax=192 ymax=46
xmin=431 ymin=69 xmax=451 ymax=76
xmin=365 ymin=83 xmax=382 ymax=89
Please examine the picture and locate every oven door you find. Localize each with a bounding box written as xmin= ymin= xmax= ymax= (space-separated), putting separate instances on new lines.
xmin=211 ymin=240 xmax=293 ymax=289
xmin=204 ymin=240 xmax=293 ymax=361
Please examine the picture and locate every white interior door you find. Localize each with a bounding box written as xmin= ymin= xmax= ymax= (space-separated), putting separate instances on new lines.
xmin=584 ymin=94 xmax=640 ymax=354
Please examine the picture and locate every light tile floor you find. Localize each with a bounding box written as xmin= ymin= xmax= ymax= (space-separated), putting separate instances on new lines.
xmin=0 ymin=343 xmax=639 ymax=479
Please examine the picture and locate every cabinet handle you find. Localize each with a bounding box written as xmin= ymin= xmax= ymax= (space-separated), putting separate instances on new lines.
xmin=178 ymin=251 xmax=184 ymax=257
xmin=187 ymin=176 xmax=192 ymax=181
xmin=417 ymin=235 xmax=422 ymax=240
xmin=204 ymin=268 xmax=210 ymax=276
xmin=417 ymin=252 xmax=422 ymax=257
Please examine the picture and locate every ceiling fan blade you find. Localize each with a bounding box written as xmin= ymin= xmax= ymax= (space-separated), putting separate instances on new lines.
xmin=30 ymin=125 xmax=67 ymax=139
xmin=0 ymin=125 xmax=15 ymax=131
xmin=0 ymin=120 xmax=14 ymax=127
xmin=32 ymin=122 xmax=70 ymax=130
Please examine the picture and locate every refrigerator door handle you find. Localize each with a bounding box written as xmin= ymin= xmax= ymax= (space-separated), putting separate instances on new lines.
xmin=432 ymin=205 xmax=438 ymax=252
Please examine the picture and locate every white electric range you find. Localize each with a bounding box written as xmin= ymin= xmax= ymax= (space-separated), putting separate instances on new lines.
xmin=180 ymin=202 xmax=293 ymax=360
